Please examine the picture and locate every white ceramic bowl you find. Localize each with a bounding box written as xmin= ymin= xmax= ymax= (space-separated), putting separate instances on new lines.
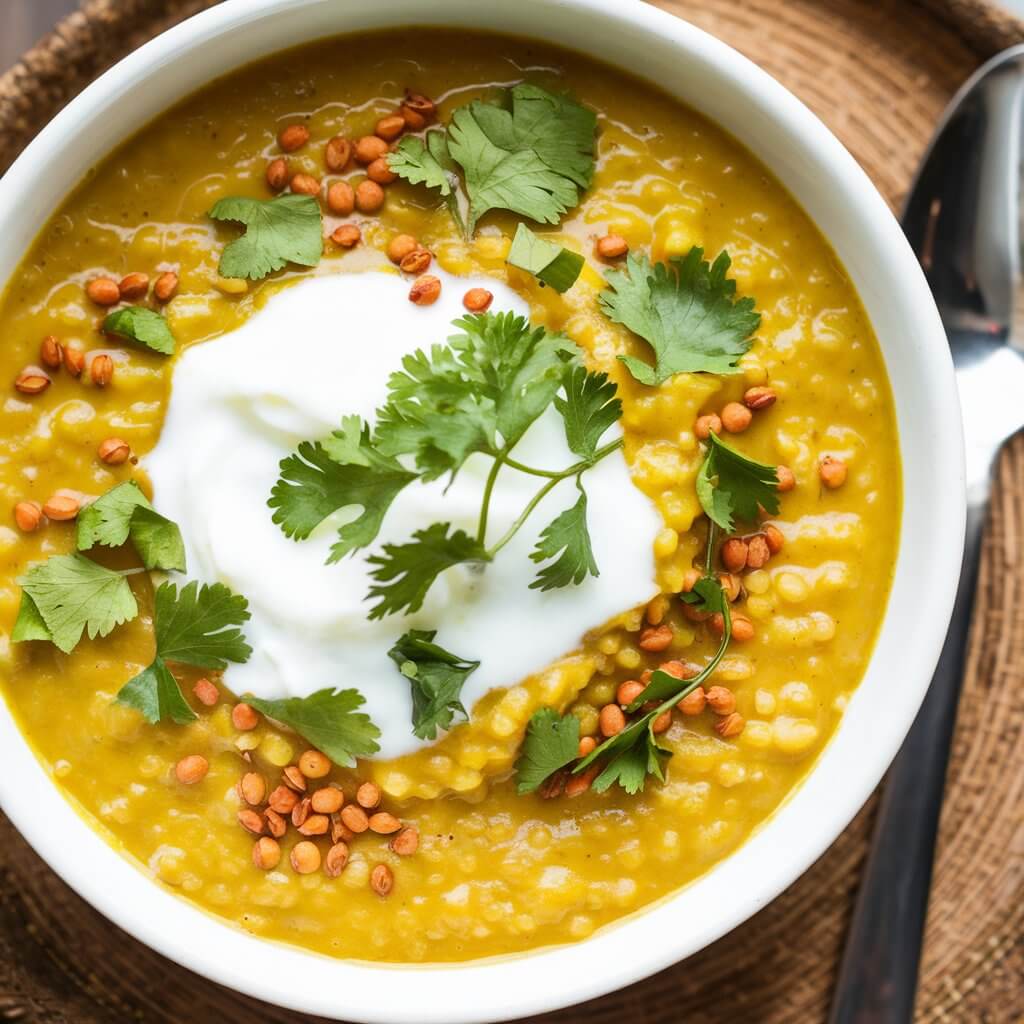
xmin=0 ymin=1 xmax=964 ymax=1020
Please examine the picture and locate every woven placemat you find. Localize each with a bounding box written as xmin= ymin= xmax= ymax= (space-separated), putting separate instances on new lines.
xmin=1 ymin=1 xmax=1023 ymax=1021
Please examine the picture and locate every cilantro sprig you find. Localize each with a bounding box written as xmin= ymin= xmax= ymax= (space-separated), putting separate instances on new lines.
xmin=116 ymin=581 xmax=251 ymax=725
xmin=600 ymin=248 xmax=760 ymax=386
xmin=697 ymin=431 xmax=779 ymax=531
xmin=515 ymin=431 xmax=781 ymax=796
xmin=388 ymin=630 xmax=480 ymax=740
xmin=13 ymin=482 xmax=187 ymax=654
xmin=271 ymin=311 xmax=625 ymax=616
xmin=388 ymin=82 xmax=597 ymax=235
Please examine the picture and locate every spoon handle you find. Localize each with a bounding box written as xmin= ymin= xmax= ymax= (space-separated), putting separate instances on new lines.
xmin=828 ymin=501 xmax=985 ymax=1024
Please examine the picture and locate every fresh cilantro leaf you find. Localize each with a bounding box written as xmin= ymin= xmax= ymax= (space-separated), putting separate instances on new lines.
xmin=600 ymin=248 xmax=761 ymax=385
xmin=149 ymin=580 xmax=251 ymax=669
xmin=451 ymin=312 xmax=577 ymax=450
xmin=246 ymin=688 xmax=381 ymax=767
xmin=77 ymin=482 xmax=185 ymax=572
xmin=374 ymin=312 xmax=578 ymax=474
xmin=374 ymin=344 xmax=498 ymax=479
xmin=592 ymin=728 xmax=669 ymax=795
xmin=388 ymin=132 xmax=465 ymax=232
xmin=696 ymin=431 xmax=780 ymax=532
xmin=14 ymin=554 xmax=138 ymax=654
xmin=555 ymin=366 xmax=621 ymax=460
xmin=677 ymin=574 xmax=728 ymax=616
xmin=128 ymin=506 xmax=187 ymax=573
xmin=388 ymin=133 xmax=454 ymax=197
xmin=116 ymin=660 xmax=197 ymax=725
xmin=387 ymin=629 xmax=480 ymax=740
xmin=366 ymin=523 xmax=489 ymax=619
xmin=515 ymin=708 xmax=581 ymax=794
xmin=530 ymin=484 xmax=598 ymax=591
xmin=11 ymin=592 xmax=51 ymax=643
xmin=208 ymin=194 xmax=322 ymax=280
xmin=270 ymin=418 xmax=417 ymax=560
xmin=447 ymin=83 xmax=596 ymax=232
xmin=507 ymin=223 xmax=584 ymax=293
xmin=102 ymin=306 xmax=175 ymax=355
xmin=115 ymin=580 xmax=251 ymax=725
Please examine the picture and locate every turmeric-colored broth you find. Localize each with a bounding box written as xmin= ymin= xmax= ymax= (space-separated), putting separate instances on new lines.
xmin=0 ymin=31 xmax=899 ymax=962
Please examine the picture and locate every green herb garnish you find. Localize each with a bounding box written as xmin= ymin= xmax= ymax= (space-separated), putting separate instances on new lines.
xmin=270 ymin=417 xmax=417 ymax=563
xmin=387 ymin=130 xmax=463 ymax=232
xmin=102 ymin=306 xmax=175 ymax=355
xmin=208 ymin=194 xmax=322 ymax=280
xmin=515 ymin=708 xmax=581 ymax=794
xmin=271 ymin=311 xmax=625 ymax=616
xmin=116 ymin=580 xmax=251 ymax=725
xmin=506 ymin=223 xmax=584 ymax=293
xmin=515 ymin=422 xmax=773 ymax=795
xmin=77 ymin=481 xmax=186 ymax=572
xmin=12 ymin=554 xmax=139 ymax=654
xmin=246 ymin=689 xmax=381 ymax=767
xmin=696 ymin=432 xmax=779 ymax=532
xmin=367 ymin=524 xmax=488 ymax=620
xmin=529 ymin=483 xmax=597 ymax=591
xmin=600 ymin=248 xmax=760 ymax=386
xmin=388 ymin=629 xmax=480 ymax=740
xmin=388 ymin=82 xmax=596 ymax=235
xmin=572 ymin=570 xmax=730 ymax=795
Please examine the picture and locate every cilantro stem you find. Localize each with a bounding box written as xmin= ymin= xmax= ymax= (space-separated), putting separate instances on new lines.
xmin=485 ymin=474 xmax=564 ymax=559
xmin=477 ymin=450 xmax=508 ymax=544
xmin=503 ymin=437 xmax=624 ymax=480
xmin=574 ymin=601 xmax=733 ymax=776
xmin=480 ymin=437 xmax=624 ymax=558
xmin=704 ymin=522 xmax=717 ymax=577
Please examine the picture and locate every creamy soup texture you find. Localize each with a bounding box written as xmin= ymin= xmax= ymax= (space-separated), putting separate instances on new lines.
xmin=0 ymin=30 xmax=900 ymax=963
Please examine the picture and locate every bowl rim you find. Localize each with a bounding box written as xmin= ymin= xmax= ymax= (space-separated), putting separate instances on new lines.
xmin=0 ymin=0 xmax=965 ymax=1021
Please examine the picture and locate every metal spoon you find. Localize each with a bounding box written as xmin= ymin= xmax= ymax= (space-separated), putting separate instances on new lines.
xmin=829 ymin=44 xmax=1024 ymax=1024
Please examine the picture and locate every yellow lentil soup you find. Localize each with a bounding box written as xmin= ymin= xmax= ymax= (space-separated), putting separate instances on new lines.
xmin=0 ymin=30 xmax=899 ymax=963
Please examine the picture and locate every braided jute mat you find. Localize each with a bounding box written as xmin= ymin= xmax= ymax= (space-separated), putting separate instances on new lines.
xmin=2 ymin=1 xmax=1024 ymax=1021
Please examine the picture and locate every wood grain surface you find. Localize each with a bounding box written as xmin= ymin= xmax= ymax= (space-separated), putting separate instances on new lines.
xmin=1 ymin=1 xmax=1023 ymax=1021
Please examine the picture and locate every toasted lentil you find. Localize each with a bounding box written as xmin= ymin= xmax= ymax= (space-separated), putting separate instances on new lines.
xmin=231 ymin=703 xmax=259 ymax=731
xmin=331 ymin=223 xmax=361 ymax=248
xmin=252 ymin=837 xmax=282 ymax=870
xmin=278 ymin=123 xmax=309 ymax=152
xmin=341 ymin=804 xmax=370 ymax=833
xmin=462 ymin=287 xmax=493 ymax=312
xmin=174 ymin=755 xmax=208 ymax=785
xmin=98 ymin=437 xmax=131 ymax=465
xmin=266 ymin=157 xmax=289 ymax=191
xmin=14 ymin=501 xmax=42 ymax=533
xmin=356 ymin=781 xmax=381 ymax=809
xmin=370 ymin=863 xmax=394 ymax=896
xmin=326 ymin=180 xmax=355 ymax=215
xmin=389 ymin=827 xmax=419 ymax=856
xmin=311 ymin=787 xmax=344 ymax=814
xmin=298 ymin=750 xmax=331 ymax=778
xmin=324 ymin=841 xmax=350 ymax=877
xmin=290 ymin=841 xmax=321 ymax=874
xmin=324 ymin=135 xmax=352 ymax=172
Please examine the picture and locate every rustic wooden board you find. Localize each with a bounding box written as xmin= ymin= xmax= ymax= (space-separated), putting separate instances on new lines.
xmin=1 ymin=1 xmax=1023 ymax=1021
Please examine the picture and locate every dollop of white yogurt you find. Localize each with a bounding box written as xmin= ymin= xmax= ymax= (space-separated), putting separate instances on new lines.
xmin=146 ymin=271 xmax=661 ymax=758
